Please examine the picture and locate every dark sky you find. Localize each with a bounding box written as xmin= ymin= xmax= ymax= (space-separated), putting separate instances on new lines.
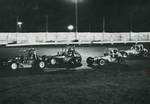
xmin=0 ymin=0 xmax=150 ymax=32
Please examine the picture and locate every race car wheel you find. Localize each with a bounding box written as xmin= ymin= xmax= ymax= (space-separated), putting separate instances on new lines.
xmin=143 ymin=52 xmax=148 ymax=57
xmin=38 ymin=61 xmax=45 ymax=69
xmin=10 ymin=62 xmax=18 ymax=70
xmin=75 ymin=58 xmax=81 ymax=65
xmin=68 ymin=59 xmax=75 ymax=65
xmin=98 ymin=59 xmax=105 ymax=66
xmin=122 ymin=52 xmax=128 ymax=58
xmin=50 ymin=58 xmax=56 ymax=65
xmin=86 ymin=57 xmax=94 ymax=66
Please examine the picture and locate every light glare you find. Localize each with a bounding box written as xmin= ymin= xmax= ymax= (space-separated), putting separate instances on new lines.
xmin=67 ymin=25 xmax=74 ymax=31
xmin=65 ymin=0 xmax=84 ymax=3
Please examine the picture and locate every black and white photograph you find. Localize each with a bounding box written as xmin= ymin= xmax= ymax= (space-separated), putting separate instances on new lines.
xmin=0 ymin=0 xmax=150 ymax=104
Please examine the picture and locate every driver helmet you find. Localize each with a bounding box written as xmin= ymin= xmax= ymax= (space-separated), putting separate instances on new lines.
xmin=113 ymin=49 xmax=117 ymax=53
xmin=68 ymin=47 xmax=74 ymax=52
xmin=110 ymin=50 xmax=114 ymax=53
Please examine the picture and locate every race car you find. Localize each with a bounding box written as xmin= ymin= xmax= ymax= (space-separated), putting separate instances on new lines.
xmin=86 ymin=48 xmax=125 ymax=66
xmin=42 ymin=46 xmax=82 ymax=68
xmin=0 ymin=48 xmax=46 ymax=71
xmin=120 ymin=44 xmax=148 ymax=58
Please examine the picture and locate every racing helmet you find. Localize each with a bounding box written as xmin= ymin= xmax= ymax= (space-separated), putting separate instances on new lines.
xmin=110 ymin=50 xmax=114 ymax=53
xmin=68 ymin=47 xmax=75 ymax=52
xmin=113 ymin=49 xmax=117 ymax=53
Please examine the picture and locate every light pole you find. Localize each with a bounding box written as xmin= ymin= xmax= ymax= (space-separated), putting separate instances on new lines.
xmin=66 ymin=0 xmax=82 ymax=40
xmin=46 ymin=15 xmax=48 ymax=33
xmin=16 ymin=21 xmax=23 ymax=43
xmin=102 ymin=16 xmax=105 ymax=42
xmin=16 ymin=17 xmax=23 ymax=43
xmin=129 ymin=15 xmax=133 ymax=41
xmin=102 ymin=16 xmax=105 ymax=32
xmin=45 ymin=15 xmax=49 ymax=42
xmin=17 ymin=21 xmax=23 ymax=32
xmin=75 ymin=0 xmax=78 ymax=40
xmin=16 ymin=16 xmax=23 ymax=32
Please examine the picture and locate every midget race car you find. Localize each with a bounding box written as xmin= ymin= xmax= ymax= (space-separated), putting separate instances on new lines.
xmin=0 ymin=48 xmax=46 ymax=71
xmin=42 ymin=46 xmax=82 ymax=68
xmin=86 ymin=48 xmax=125 ymax=66
xmin=120 ymin=44 xmax=148 ymax=58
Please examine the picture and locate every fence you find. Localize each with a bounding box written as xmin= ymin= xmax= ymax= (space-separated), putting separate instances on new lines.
xmin=0 ymin=32 xmax=150 ymax=45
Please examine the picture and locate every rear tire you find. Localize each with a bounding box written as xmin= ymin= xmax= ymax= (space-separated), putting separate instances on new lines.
xmin=50 ymin=58 xmax=56 ymax=65
xmin=122 ymin=52 xmax=128 ymax=58
xmin=74 ymin=57 xmax=82 ymax=66
xmin=38 ymin=61 xmax=45 ymax=69
xmin=10 ymin=62 xmax=18 ymax=71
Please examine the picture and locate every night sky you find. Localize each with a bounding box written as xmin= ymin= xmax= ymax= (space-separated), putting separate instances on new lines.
xmin=0 ymin=0 xmax=150 ymax=32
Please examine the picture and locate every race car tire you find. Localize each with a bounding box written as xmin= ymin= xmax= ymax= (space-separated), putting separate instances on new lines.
xmin=98 ymin=59 xmax=105 ymax=66
xmin=142 ymin=52 xmax=148 ymax=57
xmin=50 ymin=58 xmax=56 ymax=65
xmin=10 ymin=62 xmax=18 ymax=70
xmin=31 ymin=61 xmax=45 ymax=72
xmin=74 ymin=57 xmax=82 ymax=65
xmin=86 ymin=57 xmax=94 ymax=66
xmin=38 ymin=61 xmax=45 ymax=69
xmin=68 ymin=58 xmax=75 ymax=65
xmin=122 ymin=52 xmax=128 ymax=58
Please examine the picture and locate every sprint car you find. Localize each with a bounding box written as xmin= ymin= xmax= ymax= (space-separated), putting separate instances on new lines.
xmin=0 ymin=48 xmax=46 ymax=71
xmin=42 ymin=46 xmax=82 ymax=68
xmin=120 ymin=44 xmax=148 ymax=58
xmin=86 ymin=48 xmax=125 ymax=66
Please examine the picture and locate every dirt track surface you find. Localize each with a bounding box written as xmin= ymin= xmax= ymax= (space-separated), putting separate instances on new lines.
xmin=0 ymin=44 xmax=150 ymax=104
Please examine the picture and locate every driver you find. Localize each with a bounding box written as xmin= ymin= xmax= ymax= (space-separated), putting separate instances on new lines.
xmin=28 ymin=48 xmax=37 ymax=59
xmin=110 ymin=50 xmax=115 ymax=58
xmin=135 ymin=45 xmax=140 ymax=51
xmin=67 ymin=47 xmax=75 ymax=57
xmin=139 ymin=45 xmax=143 ymax=51
xmin=113 ymin=49 xmax=119 ymax=58
xmin=110 ymin=49 xmax=120 ymax=58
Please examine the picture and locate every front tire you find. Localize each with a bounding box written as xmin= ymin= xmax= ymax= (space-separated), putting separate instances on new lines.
xmin=98 ymin=59 xmax=105 ymax=66
xmin=142 ymin=52 xmax=148 ymax=57
xmin=86 ymin=57 xmax=94 ymax=66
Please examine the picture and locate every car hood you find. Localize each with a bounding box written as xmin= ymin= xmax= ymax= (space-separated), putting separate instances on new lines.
xmin=93 ymin=55 xmax=110 ymax=60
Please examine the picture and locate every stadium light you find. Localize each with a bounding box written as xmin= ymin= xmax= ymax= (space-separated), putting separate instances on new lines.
xmin=66 ymin=0 xmax=82 ymax=40
xmin=67 ymin=25 xmax=74 ymax=31
xmin=17 ymin=21 xmax=23 ymax=32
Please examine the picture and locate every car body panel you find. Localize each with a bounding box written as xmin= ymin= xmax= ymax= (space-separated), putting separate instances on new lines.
xmin=43 ymin=46 xmax=82 ymax=68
